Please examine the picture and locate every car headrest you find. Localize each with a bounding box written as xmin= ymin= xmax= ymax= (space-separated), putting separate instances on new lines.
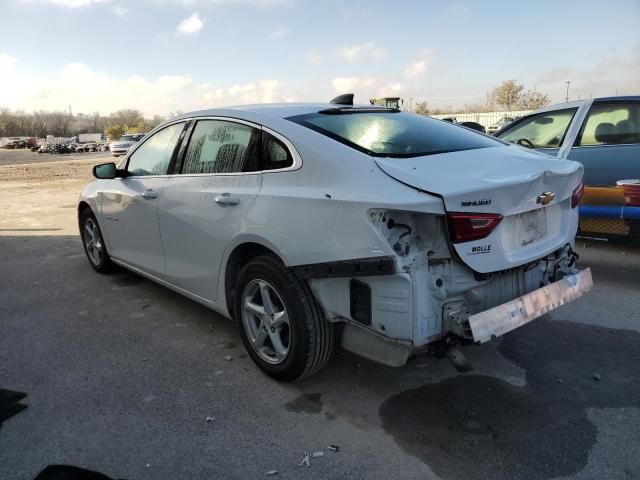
xmin=616 ymin=119 xmax=635 ymax=134
xmin=594 ymin=123 xmax=615 ymax=143
xmin=216 ymin=143 xmax=246 ymax=171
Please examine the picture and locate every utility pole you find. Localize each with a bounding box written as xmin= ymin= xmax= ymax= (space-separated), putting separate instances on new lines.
xmin=564 ymin=81 xmax=571 ymax=102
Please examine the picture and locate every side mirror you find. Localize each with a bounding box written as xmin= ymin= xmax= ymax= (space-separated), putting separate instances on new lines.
xmin=93 ymin=162 xmax=117 ymax=179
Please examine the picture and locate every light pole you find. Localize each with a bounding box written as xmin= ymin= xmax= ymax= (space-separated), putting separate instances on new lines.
xmin=564 ymin=81 xmax=571 ymax=102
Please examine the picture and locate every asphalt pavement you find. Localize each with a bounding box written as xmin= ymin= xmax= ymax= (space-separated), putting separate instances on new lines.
xmin=1 ymin=156 xmax=639 ymax=480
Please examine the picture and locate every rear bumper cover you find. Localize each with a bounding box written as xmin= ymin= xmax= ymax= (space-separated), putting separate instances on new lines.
xmin=468 ymin=268 xmax=593 ymax=343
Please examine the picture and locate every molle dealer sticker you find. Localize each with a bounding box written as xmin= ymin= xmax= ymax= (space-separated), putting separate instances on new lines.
xmin=468 ymin=244 xmax=492 ymax=255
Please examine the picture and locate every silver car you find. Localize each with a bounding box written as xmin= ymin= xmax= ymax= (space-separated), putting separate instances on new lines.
xmin=109 ymin=133 xmax=145 ymax=157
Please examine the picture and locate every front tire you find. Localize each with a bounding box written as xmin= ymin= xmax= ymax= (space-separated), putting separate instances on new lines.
xmin=235 ymin=255 xmax=334 ymax=382
xmin=79 ymin=209 xmax=115 ymax=273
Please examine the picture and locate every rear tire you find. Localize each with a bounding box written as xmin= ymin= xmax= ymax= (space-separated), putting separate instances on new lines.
xmin=235 ymin=255 xmax=334 ymax=382
xmin=79 ymin=209 xmax=116 ymax=273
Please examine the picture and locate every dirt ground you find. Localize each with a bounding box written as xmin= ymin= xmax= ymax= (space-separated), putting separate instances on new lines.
xmin=0 ymin=148 xmax=111 ymax=167
xmin=0 ymin=151 xmax=110 ymax=235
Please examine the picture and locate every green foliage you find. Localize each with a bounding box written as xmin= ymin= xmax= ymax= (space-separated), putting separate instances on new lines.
xmin=494 ymin=80 xmax=524 ymax=111
xmin=104 ymin=124 xmax=126 ymax=140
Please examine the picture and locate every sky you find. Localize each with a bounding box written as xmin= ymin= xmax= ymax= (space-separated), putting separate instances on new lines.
xmin=0 ymin=0 xmax=638 ymax=117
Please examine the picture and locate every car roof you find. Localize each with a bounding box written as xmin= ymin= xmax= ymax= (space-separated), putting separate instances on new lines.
xmin=531 ymin=95 xmax=640 ymax=114
xmin=175 ymin=103 xmax=383 ymax=121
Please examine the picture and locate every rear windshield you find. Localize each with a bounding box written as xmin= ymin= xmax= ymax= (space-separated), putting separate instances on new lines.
xmin=288 ymin=111 xmax=503 ymax=157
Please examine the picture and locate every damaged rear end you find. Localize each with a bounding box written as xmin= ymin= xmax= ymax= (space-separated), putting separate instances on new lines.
xmin=374 ymin=144 xmax=592 ymax=349
xmin=290 ymin=108 xmax=592 ymax=367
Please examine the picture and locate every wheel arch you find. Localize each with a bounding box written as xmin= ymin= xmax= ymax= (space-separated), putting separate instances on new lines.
xmin=223 ymin=239 xmax=287 ymax=320
xmin=77 ymin=201 xmax=92 ymax=224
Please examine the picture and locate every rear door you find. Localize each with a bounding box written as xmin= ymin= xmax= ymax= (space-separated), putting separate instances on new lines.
xmin=567 ymin=99 xmax=640 ymax=186
xmin=100 ymin=121 xmax=187 ymax=276
xmin=158 ymin=118 xmax=289 ymax=302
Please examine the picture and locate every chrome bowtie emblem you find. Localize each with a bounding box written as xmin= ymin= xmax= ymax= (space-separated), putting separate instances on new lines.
xmin=536 ymin=192 xmax=556 ymax=205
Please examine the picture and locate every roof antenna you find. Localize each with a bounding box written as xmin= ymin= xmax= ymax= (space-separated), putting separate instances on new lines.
xmin=330 ymin=93 xmax=354 ymax=106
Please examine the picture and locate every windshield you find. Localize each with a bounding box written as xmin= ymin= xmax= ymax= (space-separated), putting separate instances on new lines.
xmin=288 ymin=111 xmax=503 ymax=157
xmin=497 ymin=108 xmax=577 ymax=148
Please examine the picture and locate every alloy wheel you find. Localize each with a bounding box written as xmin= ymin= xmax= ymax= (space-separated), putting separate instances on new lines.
xmin=83 ymin=217 xmax=103 ymax=266
xmin=241 ymin=279 xmax=291 ymax=365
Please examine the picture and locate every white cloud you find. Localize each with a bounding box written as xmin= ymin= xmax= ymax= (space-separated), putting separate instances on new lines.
xmin=227 ymin=79 xmax=281 ymax=103
xmin=377 ymin=83 xmax=405 ymax=96
xmin=45 ymin=0 xmax=111 ymax=7
xmin=176 ymin=0 xmax=293 ymax=6
xmin=176 ymin=12 xmax=204 ymax=35
xmin=403 ymin=50 xmax=433 ymax=78
xmin=111 ymin=4 xmax=128 ymax=16
xmin=335 ymin=42 xmax=386 ymax=62
xmin=0 ymin=54 xmax=16 ymax=78
xmin=202 ymin=88 xmax=224 ymax=102
xmin=268 ymin=28 xmax=287 ymax=39
xmin=304 ymin=49 xmax=323 ymax=65
xmin=331 ymin=77 xmax=375 ymax=93
xmin=536 ymin=47 xmax=640 ymax=102
xmin=0 ymin=62 xmax=282 ymax=115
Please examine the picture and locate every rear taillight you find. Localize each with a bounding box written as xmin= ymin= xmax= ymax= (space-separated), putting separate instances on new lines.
xmin=447 ymin=212 xmax=503 ymax=244
xmin=571 ymin=181 xmax=584 ymax=208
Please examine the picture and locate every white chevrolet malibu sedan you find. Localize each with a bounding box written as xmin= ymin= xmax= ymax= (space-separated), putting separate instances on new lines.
xmin=78 ymin=95 xmax=592 ymax=381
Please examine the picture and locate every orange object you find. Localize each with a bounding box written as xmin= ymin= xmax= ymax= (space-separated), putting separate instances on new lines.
xmin=581 ymin=186 xmax=625 ymax=206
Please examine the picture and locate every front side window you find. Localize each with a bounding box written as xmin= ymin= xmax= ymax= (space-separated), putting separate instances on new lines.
xmin=288 ymin=111 xmax=502 ymax=157
xmin=182 ymin=120 xmax=261 ymax=174
xmin=498 ymin=108 xmax=577 ymax=148
xmin=577 ymin=102 xmax=640 ymax=146
xmin=126 ymin=122 xmax=184 ymax=176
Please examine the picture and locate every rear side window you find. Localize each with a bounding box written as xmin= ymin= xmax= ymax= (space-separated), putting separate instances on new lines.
xmin=498 ymin=108 xmax=577 ymax=148
xmin=577 ymin=102 xmax=640 ymax=146
xmin=263 ymin=132 xmax=293 ymax=170
xmin=182 ymin=120 xmax=261 ymax=174
xmin=288 ymin=111 xmax=502 ymax=157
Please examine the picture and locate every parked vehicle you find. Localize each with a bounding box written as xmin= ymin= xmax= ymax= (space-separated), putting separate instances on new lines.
xmin=78 ymin=96 xmax=592 ymax=381
xmin=75 ymin=142 xmax=98 ymax=153
xmin=5 ymin=140 xmax=27 ymax=149
xmin=457 ymin=121 xmax=486 ymax=134
xmin=487 ymin=116 xmax=515 ymax=135
xmin=79 ymin=133 xmax=105 ymax=143
xmin=495 ymin=96 xmax=640 ymax=239
xmin=49 ymin=143 xmax=73 ymax=154
xmin=441 ymin=117 xmax=457 ymax=123
xmin=109 ymin=133 xmax=144 ymax=157
xmin=38 ymin=143 xmax=51 ymax=154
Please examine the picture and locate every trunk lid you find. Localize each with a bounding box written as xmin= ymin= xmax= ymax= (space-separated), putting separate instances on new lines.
xmin=375 ymin=145 xmax=583 ymax=273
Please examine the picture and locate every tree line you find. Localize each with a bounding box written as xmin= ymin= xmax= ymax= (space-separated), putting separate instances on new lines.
xmin=0 ymin=108 xmax=166 ymax=139
xmin=414 ymin=80 xmax=550 ymax=115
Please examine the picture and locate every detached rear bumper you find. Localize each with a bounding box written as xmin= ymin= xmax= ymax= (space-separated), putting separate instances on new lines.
xmin=468 ymin=268 xmax=593 ymax=343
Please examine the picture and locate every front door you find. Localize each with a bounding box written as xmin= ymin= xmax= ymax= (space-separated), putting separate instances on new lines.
xmin=100 ymin=122 xmax=186 ymax=276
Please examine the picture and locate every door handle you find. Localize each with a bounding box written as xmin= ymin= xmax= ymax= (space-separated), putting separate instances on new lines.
xmin=214 ymin=193 xmax=240 ymax=206
xmin=141 ymin=189 xmax=159 ymax=200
